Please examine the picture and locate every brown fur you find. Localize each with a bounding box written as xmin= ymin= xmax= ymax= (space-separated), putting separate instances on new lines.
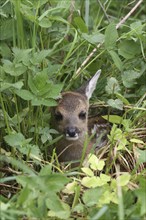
xmin=51 ymin=91 xmax=90 ymax=163
xmin=51 ymin=70 xmax=103 ymax=165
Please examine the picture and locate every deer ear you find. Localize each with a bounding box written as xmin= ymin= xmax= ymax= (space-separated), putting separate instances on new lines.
xmin=77 ymin=69 xmax=101 ymax=100
xmin=85 ymin=69 xmax=101 ymax=99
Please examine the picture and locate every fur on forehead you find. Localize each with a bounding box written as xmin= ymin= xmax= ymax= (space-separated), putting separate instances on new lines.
xmin=57 ymin=91 xmax=88 ymax=111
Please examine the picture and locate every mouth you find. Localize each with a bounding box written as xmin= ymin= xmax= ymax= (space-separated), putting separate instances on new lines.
xmin=65 ymin=133 xmax=79 ymax=141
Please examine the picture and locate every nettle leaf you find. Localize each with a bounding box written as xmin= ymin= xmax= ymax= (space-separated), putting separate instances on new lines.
xmin=3 ymin=60 xmax=27 ymax=76
xmin=12 ymin=48 xmax=32 ymax=64
xmin=15 ymin=89 xmax=34 ymax=101
xmin=105 ymin=23 xmax=118 ymax=50
xmin=28 ymin=74 xmax=38 ymax=94
xmin=130 ymin=21 xmax=143 ymax=36
xmin=39 ymin=17 xmax=52 ymax=28
xmin=28 ymin=72 xmax=49 ymax=96
xmin=107 ymin=99 xmax=123 ymax=110
xmin=31 ymin=97 xmax=57 ymax=107
xmin=33 ymin=71 xmax=49 ymax=90
xmin=82 ymin=32 xmax=104 ymax=44
xmin=105 ymin=77 xmax=121 ymax=94
xmin=39 ymin=165 xmax=52 ymax=176
xmin=117 ymin=173 xmax=131 ymax=186
xmin=0 ymin=81 xmax=23 ymax=92
xmin=0 ymin=42 xmax=11 ymax=59
xmin=122 ymin=70 xmax=142 ymax=88
xmin=40 ymin=127 xmax=58 ymax=144
xmin=20 ymin=3 xmax=37 ymax=22
xmin=108 ymin=50 xmax=123 ymax=71
xmin=118 ymin=40 xmax=141 ymax=59
xmin=30 ymin=50 xmax=51 ymax=65
xmin=82 ymin=188 xmax=103 ymax=207
xmin=74 ymin=17 xmax=88 ymax=33
xmin=0 ymin=19 xmax=14 ymax=40
xmin=47 ymin=195 xmax=70 ymax=219
xmin=45 ymin=84 xmax=63 ymax=99
xmin=4 ymin=133 xmax=26 ymax=147
xmin=17 ymin=173 xmax=69 ymax=192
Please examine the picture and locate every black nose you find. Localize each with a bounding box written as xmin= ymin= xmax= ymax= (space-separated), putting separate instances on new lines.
xmin=66 ymin=127 xmax=77 ymax=137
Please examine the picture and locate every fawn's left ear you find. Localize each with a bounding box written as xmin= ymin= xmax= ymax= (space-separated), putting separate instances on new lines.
xmin=85 ymin=69 xmax=101 ymax=99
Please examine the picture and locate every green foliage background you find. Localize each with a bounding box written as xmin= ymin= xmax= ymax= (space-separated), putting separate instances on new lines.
xmin=0 ymin=0 xmax=146 ymax=219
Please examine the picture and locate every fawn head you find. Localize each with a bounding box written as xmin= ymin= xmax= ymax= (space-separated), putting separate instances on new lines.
xmin=52 ymin=70 xmax=101 ymax=143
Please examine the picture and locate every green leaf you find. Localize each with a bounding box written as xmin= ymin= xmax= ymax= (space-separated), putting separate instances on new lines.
xmin=81 ymin=176 xmax=101 ymax=188
xmin=117 ymin=173 xmax=131 ymax=186
xmin=15 ymin=89 xmax=34 ymax=100
xmin=100 ymin=174 xmax=111 ymax=183
xmin=108 ymin=50 xmax=123 ymax=71
xmin=12 ymin=48 xmax=32 ymax=64
xmin=105 ymin=77 xmax=121 ymax=94
xmin=107 ymin=99 xmax=123 ymax=110
xmin=45 ymin=84 xmax=63 ymax=99
xmin=118 ymin=40 xmax=141 ymax=59
xmin=17 ymin=173 xmax=69 ymax=192
xmin=0 ymin=42 xmax=11 ymax=59
xmin=82 ymin=188 xmax=103 ymax=207
xmin=4 ymin=133 xmax=25 ymax=147
xmin=30 ymin=50 xmax=51 ymax=65
xmin=17 ymin=187 xmax=32 ymax=206
xmin=0 ymin=19 xmax=14 ymax=40
xmin=105 ymin=23 xmax=118 ymax=50
xmin=130 ymin=21 xmax=143 ymax=35
xmin=102 ymin=115 xmax=123 ymax=124
xmin=74 ymin=17 xmax=88 ymax=33
xmin=3 ymin=60 xmax=27 ymax=76
xmin=31 ymin=98 xmax=57 ymax=106
xmin=88 ymin=154 xmax=105 ymax=171
xmin=134 ymin=178 xmax=146 ymax=216
xmin=0 ymin=81 xmax=23 ymax=92
xmin=39 ymin=17 xmax=52 ymax=28
xmin=134 ymin=149 xmax=146 ymax=163
xmin=47 ymin=195 xmax=70 ymax=219
xmin=20 ymin=3 xmax=36 ymax=22
xmin=130 ymin=139 xmax=144 ymax=144
xmin=122 ymin=70 xmax=142 ymax=88
xmin=28 ymin=72 xmax=50 ymax=96
xmin=81 ymin=167 xmax=94 ymax=177
xmin=39 ymin=165 xmax=52 ymax=176
xmin=63 ymin=181 xmax=78 ymax=194
xmin=116 ymin=93 xmax=130 ymax=105
xmin=82 ymin=32 xmax=104 ymax=44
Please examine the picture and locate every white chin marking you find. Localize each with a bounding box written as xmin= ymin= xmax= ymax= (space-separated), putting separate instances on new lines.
xmin=65 ymin=134 xmax=79 ymax=141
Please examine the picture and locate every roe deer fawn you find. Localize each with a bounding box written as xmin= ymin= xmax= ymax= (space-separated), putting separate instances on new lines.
xmin=51 ymin=70 xmax=108 ymax=165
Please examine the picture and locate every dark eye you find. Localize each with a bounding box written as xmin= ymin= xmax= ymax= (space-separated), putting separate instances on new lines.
xmin=79 ymin=111 xmax=86 ymax=120
xmin=54 ymin=111 xmax=63 ymax=121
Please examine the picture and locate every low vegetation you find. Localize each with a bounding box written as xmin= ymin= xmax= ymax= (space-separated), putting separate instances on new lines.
xmin=0 ymin=0 xmax=146 ymax=219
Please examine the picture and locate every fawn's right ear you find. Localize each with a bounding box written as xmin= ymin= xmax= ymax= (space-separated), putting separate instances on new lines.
xmin=77 ymin=69 xmax=101 ymax=100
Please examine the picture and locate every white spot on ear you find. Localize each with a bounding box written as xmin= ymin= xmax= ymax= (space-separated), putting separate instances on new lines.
xmin=86 ymin=69 xmax=101 ymax=99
